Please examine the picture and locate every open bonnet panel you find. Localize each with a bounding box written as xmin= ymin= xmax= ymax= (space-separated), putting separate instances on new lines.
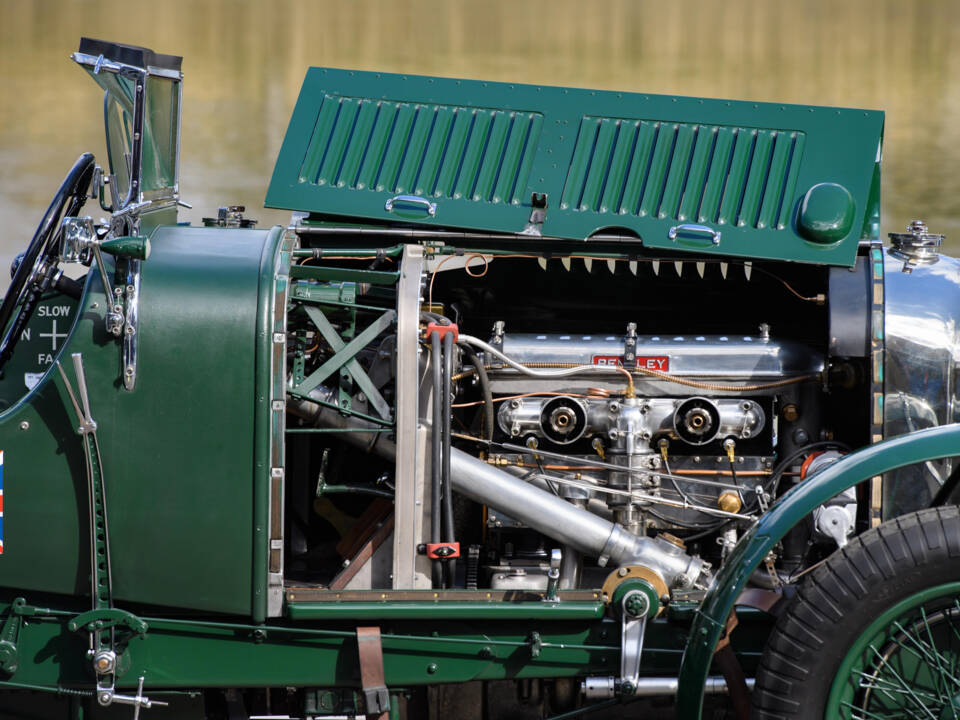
xmin=267 ymin=68 xmax=883 ymax=266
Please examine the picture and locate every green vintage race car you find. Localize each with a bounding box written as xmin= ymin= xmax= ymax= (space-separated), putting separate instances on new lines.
xmin=1 ymin=37 xmax=959 ymax=720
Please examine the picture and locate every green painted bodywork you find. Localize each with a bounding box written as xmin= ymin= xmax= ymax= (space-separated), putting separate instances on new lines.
xmin=0 ymin=293 xmax=80 ymax=409
xmin=676 ymin=423 xmax=960 ymax=719
xmin=267 ymin=68 xmax=883 ymax=266
xmin=0 ymin=590 xmax=772 ymax=691
xmin=0 ymin=224 xmax=285 ymax=617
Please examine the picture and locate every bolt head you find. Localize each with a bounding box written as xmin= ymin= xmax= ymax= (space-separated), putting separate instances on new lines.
xmin=93 ymin=649 xmax=116 ymax=674
xmin=18 ymin=421 xmax=28 ymax=431
xmin=623 ymin=590 xmax=650 ymax=618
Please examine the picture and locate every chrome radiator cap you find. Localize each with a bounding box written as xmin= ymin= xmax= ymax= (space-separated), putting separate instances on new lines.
xmin=888 ymin=219 xmax=944 ymax=271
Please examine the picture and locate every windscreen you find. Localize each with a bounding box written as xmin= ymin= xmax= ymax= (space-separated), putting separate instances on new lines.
xmin=83 ymin=66 xmax=179 ymax=202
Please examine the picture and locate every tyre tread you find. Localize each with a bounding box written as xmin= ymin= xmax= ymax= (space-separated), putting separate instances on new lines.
xmin=751 ymin=506 xmax=960 ymax=719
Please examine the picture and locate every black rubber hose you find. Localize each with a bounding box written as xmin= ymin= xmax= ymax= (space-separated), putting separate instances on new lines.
xmin=442 ymin=331 xmax=457 ymax=587
xmin=430 ymin=332 xmax=443 ymax=588
xmin=461 ymin=345 xmax=494 ymax=441
xmin=421 ymin=311 xmax=451 ymax=325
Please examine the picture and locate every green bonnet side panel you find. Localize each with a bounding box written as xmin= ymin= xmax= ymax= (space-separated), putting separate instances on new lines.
xmin=0 ymin=226 xmax=277 ymax=615
xmin=267 ymin=68 xmax=883 ymax=266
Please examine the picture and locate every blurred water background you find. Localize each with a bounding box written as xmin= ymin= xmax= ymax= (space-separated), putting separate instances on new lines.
xmin=2 ymin=0 xmax=960 ymax=286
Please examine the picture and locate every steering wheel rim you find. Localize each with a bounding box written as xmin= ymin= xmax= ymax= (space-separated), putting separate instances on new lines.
xmin=0 ymin=153 xmax=96 ymax=373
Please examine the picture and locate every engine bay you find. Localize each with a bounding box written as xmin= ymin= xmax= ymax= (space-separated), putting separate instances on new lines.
xmin=282 ymin=241 xmax=871 ymax=600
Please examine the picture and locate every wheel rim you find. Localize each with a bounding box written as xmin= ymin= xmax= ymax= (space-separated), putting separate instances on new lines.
xmin=827 ymin=581 xmax=960 ymax=719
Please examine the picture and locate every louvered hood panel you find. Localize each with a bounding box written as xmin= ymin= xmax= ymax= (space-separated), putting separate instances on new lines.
xmin=560 ymin=120 xmax=805 ymax=231
xmin=267 ymin=68 xmax=883 ymax=266
xmin=296 ymin=95 xmax=542 ymax=206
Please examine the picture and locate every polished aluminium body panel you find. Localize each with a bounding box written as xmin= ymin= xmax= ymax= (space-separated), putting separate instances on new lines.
xmin=883 ymin=250 xmax=960 ymax=516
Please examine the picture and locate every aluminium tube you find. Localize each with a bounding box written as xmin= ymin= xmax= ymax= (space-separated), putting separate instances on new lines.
xmin=447 ymin=449 xmax=638 ymax=562
xmin=441 ymin=331 xmax=456 ymax=586
xmin=559 ymin=544 xmax=582 ymax=590
xmin=448 ymin=450 xmax=706 ymax=585
xmin=290 ymin=398 xmax=706 ymax=588
xmin=633 ymin=676 xmax=755 ymax=697
xmin=430 ymin=333 xmax=443 ymax=588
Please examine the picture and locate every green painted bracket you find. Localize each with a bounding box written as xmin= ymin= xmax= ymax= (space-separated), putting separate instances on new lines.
xmin=289 ymin=264 xmax=399 ymax=285
xmin=286 ymin=601 xmax=605 ymax=621
xmin=291 ymin=244 xmax=405 ymax=259
xmin=99 ymin=235 xmax=151 ymax=261
xmin=10 ymin=597 xmax=60 ymax=618
xmin=676 ymin=423 xmax=960 ymax=719
xmin=67 ymin=608 xmax=149 ymax=637
xmin=297 ymin=306 xmax=396 ymax=420
xmin=613 ymin=579 xmax=660 ymax=620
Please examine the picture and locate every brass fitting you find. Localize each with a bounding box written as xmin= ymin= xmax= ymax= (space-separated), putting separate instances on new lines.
xmin=781 ymin=403 xmax=800 ymax=423
xmin=723 ymin=438 xmax=736 ymax=463
xmin=657 ymin=532 xmax=686 ymax=549
xmin=592 ymin=437 xmax=606 ymax=461
xmin=658 ymin=438 xmax=670 ymax=465
xmin=718 ymin=491 xmax=742 ymax=514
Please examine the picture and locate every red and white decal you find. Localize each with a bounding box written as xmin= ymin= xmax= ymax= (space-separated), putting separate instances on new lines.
xmin=592 ymin=355 xmax=670 ymax=371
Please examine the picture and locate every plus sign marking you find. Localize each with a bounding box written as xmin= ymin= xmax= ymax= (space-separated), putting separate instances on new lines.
xmin=36 ymin=308 xmax=71 ymax=366
xmin=39 ymin=319 xmax=69 ymax=350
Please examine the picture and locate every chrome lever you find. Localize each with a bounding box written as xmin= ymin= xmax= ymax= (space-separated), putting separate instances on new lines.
xmin=619 ymin=590 xmax=650 ymax=695
xmin=99 ymin=675 xmax=168 ymax=717
xmin=57 ymin=353 xmax=96 ymax=435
